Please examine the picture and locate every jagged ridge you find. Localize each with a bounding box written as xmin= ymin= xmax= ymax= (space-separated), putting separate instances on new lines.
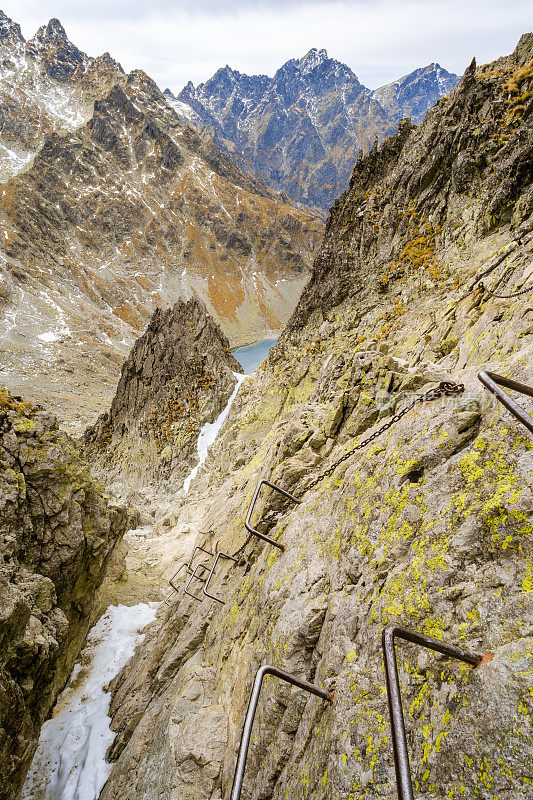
xmin=171 ymin=49 xmax=459 ymax=210
xmin=95 ymin=34 xmax=532 ymax=800
xmin=84 ymin=297 xmax=242 ymax=501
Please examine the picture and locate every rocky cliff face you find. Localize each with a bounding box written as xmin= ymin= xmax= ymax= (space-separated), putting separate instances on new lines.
xmin=97 ymin=34 xmax=532 ymax=800
xmin=0 ymin=12 xmax=124 ymax=181
xmin=173 ymin=50 xmax=459 ymax=210
xmin=0 ymin=390 xmax=130 ymax=800
xmin=372 ymin=63 xmax=459 ymax=123
xmin=0 ymin=18 xmax=322 ymax=432
xmin=84 ymin=297 xmax=242 ymax=503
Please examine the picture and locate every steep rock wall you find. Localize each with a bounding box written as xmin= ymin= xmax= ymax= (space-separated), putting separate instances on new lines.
xmin=84 ymin=297 xmax=242 ymax=504
xmin=98 ymin=35 xmax=533 ymax=800
xmin=0 ymin=391 xmax=130 ymax=800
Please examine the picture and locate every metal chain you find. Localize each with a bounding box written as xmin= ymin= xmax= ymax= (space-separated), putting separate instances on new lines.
xmin=478 ymin=279 xmax=533 ymax=299
xmin=304 ymin=380 xmax=465 ymax=491
xmin=230 ymin=381 xmax=464 ymax=560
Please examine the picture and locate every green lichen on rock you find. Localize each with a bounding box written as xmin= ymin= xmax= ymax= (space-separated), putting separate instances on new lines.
xmin=94 ymin=33 xmax=533 ymax=800
xmin=0 ymin=391 xmax=130 ymax=800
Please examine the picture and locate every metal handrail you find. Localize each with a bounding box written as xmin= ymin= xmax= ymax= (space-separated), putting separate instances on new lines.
xmin=229 ymin=665 xmax=333 ymax=800
xmin=382 ymin=625 xmax=491 ymax=800
xmin=203 ymin=552 xmax=239 ymax=603
xmin=245 ymin=480 xmax=301 ymax=551
xmin=478 ymin=370 xmax=533 ymax=434
xmin=184 ymin=562 xmax=211 ymax=601
xmin=168 ymin=545 xmax=214 ymax=594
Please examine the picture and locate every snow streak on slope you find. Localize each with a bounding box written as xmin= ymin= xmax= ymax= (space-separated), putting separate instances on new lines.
xmin=21 ymin=603 xmax=157 ymax=800
xmin=182 ymin=371 xmax=245 ymax=493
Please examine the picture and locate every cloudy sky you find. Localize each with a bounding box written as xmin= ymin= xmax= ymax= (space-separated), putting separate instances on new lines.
xmin=3 ymin=0 xmax=531 ymax=91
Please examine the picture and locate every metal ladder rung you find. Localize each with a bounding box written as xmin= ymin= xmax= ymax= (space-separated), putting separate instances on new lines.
xmin=203 ymin=552 xmax=239 ymax=604
xmin=382 ymin=624 xmax=491 ymax=800
xmin=184 ymin=562 xmax=211 ymax=601
xmin=229 ymin=665 xmax=333 ymax=800
xmin=166 ymin=545 xmax=214 ymax=601
xmin=478 ymin=370 xmax=533 ymax=434
xmin=245 ymin=479 xmax=301 ymax=551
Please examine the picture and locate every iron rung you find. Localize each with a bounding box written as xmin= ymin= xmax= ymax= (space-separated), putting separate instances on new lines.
xmin=245 ymin=479 xmax=301 ymax=551
xmin=478 ymin=370 xmax=533 ymax=434
xmin=382 ymin=624 xmax=489 ymax=800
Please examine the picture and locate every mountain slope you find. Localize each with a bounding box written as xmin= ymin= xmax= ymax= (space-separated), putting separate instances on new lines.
xmin=171 ymin=50 xmax=459 ymax=210
xmin=0 ymin=16 xmax=322 ymax=431
xmin=95 ymin=34 xmax=532 ymax=800
xmin=0 ymin=12 xmax=124 ymax=181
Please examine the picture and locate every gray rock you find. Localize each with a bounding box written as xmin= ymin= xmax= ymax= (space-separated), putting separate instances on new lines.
xmin=0 ymin=392 xmax=130 ymax=800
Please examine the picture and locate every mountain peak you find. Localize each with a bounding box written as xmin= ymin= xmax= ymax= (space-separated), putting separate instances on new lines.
xmin=372 ymin=62 xmax=460 ymax=123
xmin=215 ymin=64 xmax=237 ymax=80
xmin=45 ymin=18 xmax=68 ymax=40
xmin=0 ymin=9 xmax=24 ymax=44
xmin=30 ymin=17 xmax=69 ymax=47
xmin=300 ymin=47 xmax=329 ymax=73
xmin=26 ymin=17 xmax=86 ymax=82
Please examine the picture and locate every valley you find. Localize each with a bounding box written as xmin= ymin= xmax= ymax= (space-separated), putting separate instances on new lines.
xmin=0 ymin=12 xmax=322 ymax=430
xmin=0 ymin=10 xmax=531 ymax=800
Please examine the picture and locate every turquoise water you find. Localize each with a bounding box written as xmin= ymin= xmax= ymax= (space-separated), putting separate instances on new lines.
xmin=231 ymin=338 xmax=278 ymax=375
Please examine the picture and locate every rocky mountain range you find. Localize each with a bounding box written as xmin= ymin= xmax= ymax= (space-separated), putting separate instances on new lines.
xmin=0 ymin=27 xmax=532 ymax=800
xmin=0 ymin=12 xmax=124 ymax=181
xmin=0 ymin=12 xmax=322 ymax=431
xmin=168 ymin=49 xmax=459 ymax=210
xmin=91 ymin=32 xmax=531 ymax=800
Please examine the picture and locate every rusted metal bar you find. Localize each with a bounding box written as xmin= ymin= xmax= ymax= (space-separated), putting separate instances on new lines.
xmin=168 ymin=545 xmax=214 ymax=594
xmin=478 ymin=370 xmax=533 ymax=434
xmin=168 ymin=563 xmax=187 ymax=594
xmin=230 ymin=665 xmax=333 ymax=800
xmin=382 ymin=625 xmax=486 ymax=800
xmin=203 ymin=552 xmax=239 ymax=604
xmin=184 ymin=562 xmax=211 ymax=601
xmin=245 ymin=480 xmax=301 ymax=552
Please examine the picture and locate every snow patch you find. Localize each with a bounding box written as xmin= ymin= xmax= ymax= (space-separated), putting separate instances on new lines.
xmin=37 ymin=331 xmax=60 ymax=343
xmin=182 ymin=371 xmax=245 ymax=493
xmin=167 ymin=97 xmax=196 ymax=121
xmin=21 ymin=603 xmax=157 ymax=800
xmin=0 ymin=141 xmax=34 ymax=180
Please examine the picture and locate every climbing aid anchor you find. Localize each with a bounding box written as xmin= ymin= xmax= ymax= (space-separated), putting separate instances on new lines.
xmin=245 ymin=479 xmax=301 ymax=551
xmin=229 ymin=665 xmax=333 ymax=800
xmin=478 ymin=370 xmax=533 ymax=434
xmin=203 ymin=552 xmax=239 ymax=603
xmin=381 ymin=625 xmax=490 ymax=800
xmin=165 ymin=546 xmax=214 ymax=603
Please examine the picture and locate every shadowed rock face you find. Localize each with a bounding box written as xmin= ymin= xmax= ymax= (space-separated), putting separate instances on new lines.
xmin=84 ymin=297 xmax=243 ymax=501
xmin=0 ymin=392 xmax=131 ymax=800
xmin=94 ymin=35 xmax=532 ymax=800
xmin=172 ymin=50 xmax=459 ymax=211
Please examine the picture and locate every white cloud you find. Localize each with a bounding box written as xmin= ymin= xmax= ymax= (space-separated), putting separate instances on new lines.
xmin=2 ymin=0 xmax=531 ymax=91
